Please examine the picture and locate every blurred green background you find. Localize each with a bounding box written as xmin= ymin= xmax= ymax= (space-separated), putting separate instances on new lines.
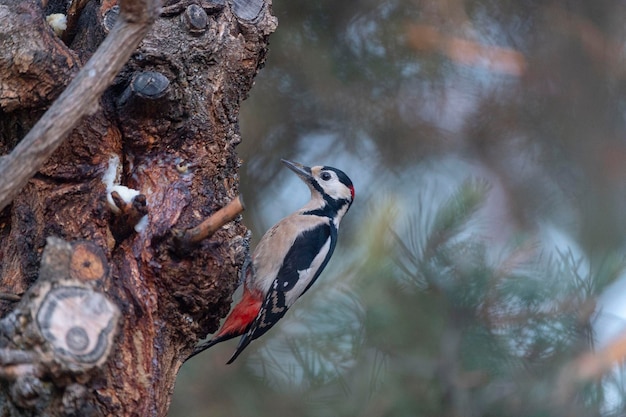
xmin=171 ymin=1 xmax=626 ymax=415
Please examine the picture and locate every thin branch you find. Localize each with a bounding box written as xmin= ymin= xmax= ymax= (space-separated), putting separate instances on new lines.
xmin=0 ymin=349 xmax=40 ymax=380
xmin=0 ymin=293 xmax=21 ymax=302
xmin=63 ymin=0 xmax=90 ymax=42
xmin=173 ymin=195 xmax=245 ymax=249
xmin=0 ymin=349 xmax=37 ymax=366
xmin=0 ymin=0 xmax=161 ymax=212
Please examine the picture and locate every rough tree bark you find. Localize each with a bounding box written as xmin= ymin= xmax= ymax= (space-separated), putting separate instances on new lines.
xmin=0 ymin=0 xmax=276 ymax=415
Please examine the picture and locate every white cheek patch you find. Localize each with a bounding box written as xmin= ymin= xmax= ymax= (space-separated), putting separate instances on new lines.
xmin=320 ymin=176 xmax=352 ymax=201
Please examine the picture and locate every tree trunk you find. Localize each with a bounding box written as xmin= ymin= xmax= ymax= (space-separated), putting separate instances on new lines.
xmin=0 ymin=0 xmax=276 ymax=415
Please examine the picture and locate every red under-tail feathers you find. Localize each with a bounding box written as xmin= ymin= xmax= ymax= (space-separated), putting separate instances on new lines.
xmin=187 ymin=285 xmax=263 ymax=360
xmin=213 ymin=286 xmax=263 ymax=340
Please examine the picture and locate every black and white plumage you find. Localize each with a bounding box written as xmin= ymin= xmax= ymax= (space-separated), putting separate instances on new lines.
xmin=189 ymin=159 xmax=355 ymax=364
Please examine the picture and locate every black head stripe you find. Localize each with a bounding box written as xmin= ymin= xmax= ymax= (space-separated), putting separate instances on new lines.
xmin=304 ymin=198 xmax=351 ymax=218
xmin=310 ymin=176 xmax=325 ymax=195
xmin=323 ymin=166 xmax=353 ymax=190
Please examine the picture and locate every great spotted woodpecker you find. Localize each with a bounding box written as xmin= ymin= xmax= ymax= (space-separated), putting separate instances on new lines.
xmin=189 ymin=159 xmax=355 ymax=364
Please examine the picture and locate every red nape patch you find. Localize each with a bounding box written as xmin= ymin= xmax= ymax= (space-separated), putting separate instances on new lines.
xmin=349 ymin=185 xmax=355 ymax=200
xmin=215 ymin=287 xmax=263 ymax=338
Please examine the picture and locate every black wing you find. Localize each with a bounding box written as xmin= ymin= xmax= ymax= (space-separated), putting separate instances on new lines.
xmin=226 ymin=222 xmax=337 ymax=364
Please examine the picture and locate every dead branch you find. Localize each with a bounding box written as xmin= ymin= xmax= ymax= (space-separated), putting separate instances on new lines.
xmin=173 ymin=195 xmax=245 ymax=251
xmin=0 ymin=293 xmax=21 ymax=302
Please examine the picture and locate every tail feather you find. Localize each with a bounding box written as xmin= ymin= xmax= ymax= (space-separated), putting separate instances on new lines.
xmin=226 ymin=334 xmax=253 ymax=364
xmin=187 ymin=332 xmax=237 ymax=361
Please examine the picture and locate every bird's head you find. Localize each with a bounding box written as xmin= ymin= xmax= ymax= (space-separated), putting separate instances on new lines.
xmin=281 ymin=159 xmax=355 ymax=213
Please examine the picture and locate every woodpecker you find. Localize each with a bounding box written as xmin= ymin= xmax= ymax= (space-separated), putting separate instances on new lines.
xmin=189 ymin=159 xmax=355 ymax=364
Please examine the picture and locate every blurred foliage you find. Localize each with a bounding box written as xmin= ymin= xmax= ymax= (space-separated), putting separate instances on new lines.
xmin=171 ymin=0 xmax=626 ymax=416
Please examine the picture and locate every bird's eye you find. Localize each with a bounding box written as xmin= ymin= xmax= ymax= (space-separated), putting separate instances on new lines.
xmin=321 ymin=172 xmax=332 ymax=181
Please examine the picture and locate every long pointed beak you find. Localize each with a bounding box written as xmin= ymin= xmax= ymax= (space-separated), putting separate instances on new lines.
xmin=281 ymin=159 xmax=313 ymax=182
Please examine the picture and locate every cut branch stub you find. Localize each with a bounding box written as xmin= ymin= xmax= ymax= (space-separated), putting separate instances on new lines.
xmin=183 ymin=4 xmax=209 ymax=34
xmin=172 ymin=194 xmax=245 ymax=253
xmin=69 ymin=241 xmax=109 ymax=282
xmin=0 ymin=237 xmax=120 ymax=414
xmin=0 ymin=238 xmax=118 ymax=368
xmin=103 ymin=5 xmax=121 ymax=33
xmin=131 ymin=71 xmax=171 ymax=100
xmin=117 ymin=70 xmax=172 ymax=116
xmin=29 ymin=237 xmax=119 ymax=370
xmin=231 ymin=0 xmax=265 ymax=21
xmin=36 ymin=285 xmax=118 ymax=366
xmin=160 ymin=0 xmax=225 ymax=17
